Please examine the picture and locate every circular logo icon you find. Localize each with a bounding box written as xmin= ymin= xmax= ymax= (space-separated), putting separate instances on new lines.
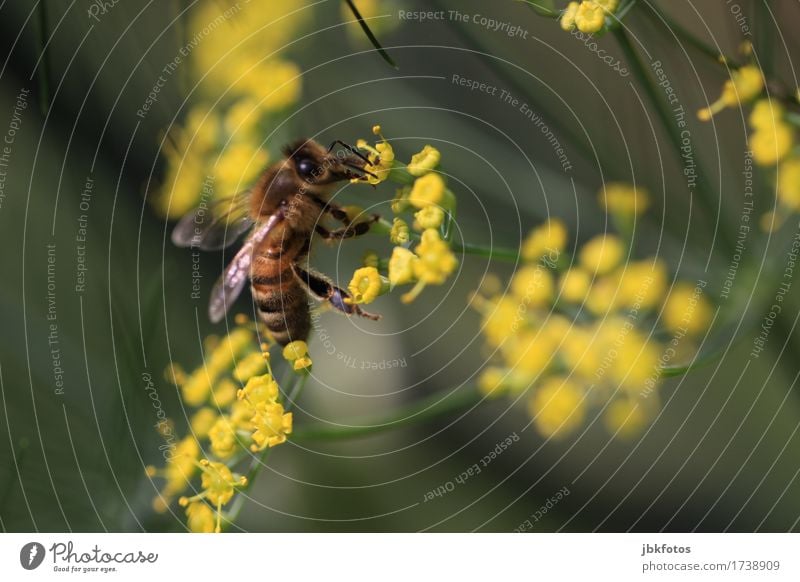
xmin=19 ymin=542 xmax=45 ymax=570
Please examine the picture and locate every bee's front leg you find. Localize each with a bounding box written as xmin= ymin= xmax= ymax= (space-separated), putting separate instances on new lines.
xmin=293 ymin=265 xmax=380 ymax=320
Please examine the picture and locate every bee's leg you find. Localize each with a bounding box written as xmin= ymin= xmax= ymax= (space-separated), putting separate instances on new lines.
xmin=315 ymin=222 xmax=374 ymax=240
xmin=293 ymin=265 xmax=380 ymax=321
xmin=321 ymin=202 xmax=380 ymax=235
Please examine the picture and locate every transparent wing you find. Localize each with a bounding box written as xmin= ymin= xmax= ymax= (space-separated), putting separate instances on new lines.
xmin=171 ymin=192 xmax=254 ymax=251
xmin=208 ymin=214 xmax=283 ymax=323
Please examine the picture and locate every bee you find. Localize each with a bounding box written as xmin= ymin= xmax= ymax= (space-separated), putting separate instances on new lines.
xmin=172 ymin=138 xmax=381 ymax=345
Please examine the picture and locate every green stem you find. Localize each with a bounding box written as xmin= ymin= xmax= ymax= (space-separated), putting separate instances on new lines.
xmin=292 ymin=386 xmax=484 ymax=442
xmin=613 ymin=27 xmax=733 ymax=253
xmin=452 ymin=240 xmax=520 ymax=262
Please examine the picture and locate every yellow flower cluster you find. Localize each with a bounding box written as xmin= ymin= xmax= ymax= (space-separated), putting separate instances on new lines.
xmin=744 ymin=99 xmax=799 ymax=230
xmin=346 ymin=127 xmax=459 ymax=305
xmin=475 ymin=185 xmax=714 ymax=440
xmin=146 ymin=318 xmax=300 ymax=532
xmin=697 ymin=65 xmax=764 ymax=121
xmin=153 ymin=0 xmax=309 ymax=218
xmin=560 ymin=0 xmax=619 ymax=34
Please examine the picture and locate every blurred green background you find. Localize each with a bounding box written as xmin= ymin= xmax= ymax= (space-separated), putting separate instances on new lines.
xmin=1 ymin=0 xmax=800 ymax=532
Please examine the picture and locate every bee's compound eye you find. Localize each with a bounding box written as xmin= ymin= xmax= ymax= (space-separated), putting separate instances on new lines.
xmin=296 ymin=158 xmax=319 ymax=179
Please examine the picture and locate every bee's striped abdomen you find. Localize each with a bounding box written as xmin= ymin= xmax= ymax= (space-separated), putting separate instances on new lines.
xmin=250 ymin=234 xmax=310 ymax=346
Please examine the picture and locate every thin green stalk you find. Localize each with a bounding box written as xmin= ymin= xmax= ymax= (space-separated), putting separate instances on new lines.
xmin=613 ymin=27 xmax=733 ymax=253
xmin=292 ymin=386 xmax=484 ymax=442
xmin=222 ymin=373 xmax=307 ymax=530
xmin=35 ymin=0 xmax=51 ymax=113
xmin=645 ymin=2 xmax=739 ymax=67
xmin=515 ymin=0 xmax=559 ymax=18
xmin=428 ymin=0 xmax=595 ymax=165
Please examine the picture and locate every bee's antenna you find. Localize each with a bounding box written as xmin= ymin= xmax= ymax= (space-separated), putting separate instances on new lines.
xmin=328 ymin=140 xmax=371 ymax=166
xmin=343 ymin=161 xmax=378 ymax=180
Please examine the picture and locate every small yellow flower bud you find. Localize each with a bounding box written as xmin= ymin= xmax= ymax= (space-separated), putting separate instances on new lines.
xmin=575 ymin=1 xmax=606 ymax=34
xmin=414 ymin=205 xmax=445 ymax=230
xmin=413 ymin=228 xmax=458 ymax=285
xmin=390 ymin=218 xmax=410 ymax=244
xmin=407 ymin=145 xmax=441 ymax=176
xmin=388 ymin=246 xmax=418 ymax=286
xmin=282 ymin=341 xmax=308 ymax=361
xmin=560 ymin=2 xmax=580 ymax=31
xmin=408 ymin=173 xmax=446 ymax=209
xmin=347 ymin=267 xmax=389 ymax=304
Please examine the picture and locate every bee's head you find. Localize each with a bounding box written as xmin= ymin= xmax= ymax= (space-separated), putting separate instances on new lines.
xmin=283 ymin=139 xmax=372 ymax=184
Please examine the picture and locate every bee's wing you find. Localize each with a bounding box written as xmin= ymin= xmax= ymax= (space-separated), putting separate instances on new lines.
xmin=171 ymin=192 xmax=254 ymax=251
xmin=208 ymin=213 xmax=283 ymax=323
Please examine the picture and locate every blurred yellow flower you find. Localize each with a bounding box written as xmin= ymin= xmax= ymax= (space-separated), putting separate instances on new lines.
xmin=610 ymin=334 xmax=661 ymax=390
xmin=233 ymin=351 xmax=268 ymax=383
xmin=146 ymin=436 xmax=200 ymax=512
xmin=604 ymin=398 xmax=650 ymax=439
xmin=480 ymin=296 xmax=520 ymax=348
xmin=559 ymin=268 xmax=591 ymax=303
xmin=778 ymin=156 xmax=800 ymax=210
xmin=585 ymin=277 xmax=617 ymax=315
xmin=521 ymin=218 xmax=567 ymax=262
xmin=208 ymin=416 xmax=237 ymax=459
xmin=510 ymin=265 xmax=554 ymax=307
xmin=615 ymin=259 xmax=667 ymax=310
xmin=528 ymin=377 xmax=586 ymax=438
xmin=579 ymin=234 xmax=624 ymax=274
xmin=215 ymin=142 xmax=269 ymax=196
xmin=663 ymin=283 xmax=713 ymax=335
xmin=698 ymin=65 xmax=764 ymax=121
xmin=502 ymin=330 xmax=554 ymax=377
xmin=190 ymin=408 xmax=218 ymax=438
xmin=575 ymin=2 xmax=607 ymax=33
xmin=748 ymin=99 xmax=793 ymax=166
xmin=190 ymin=0 xmax=310 ymax=89
xmin=598 ymin=182 xmax=650 ymax=217
xmin=185 ymin=501 xmax=215 ymax=533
